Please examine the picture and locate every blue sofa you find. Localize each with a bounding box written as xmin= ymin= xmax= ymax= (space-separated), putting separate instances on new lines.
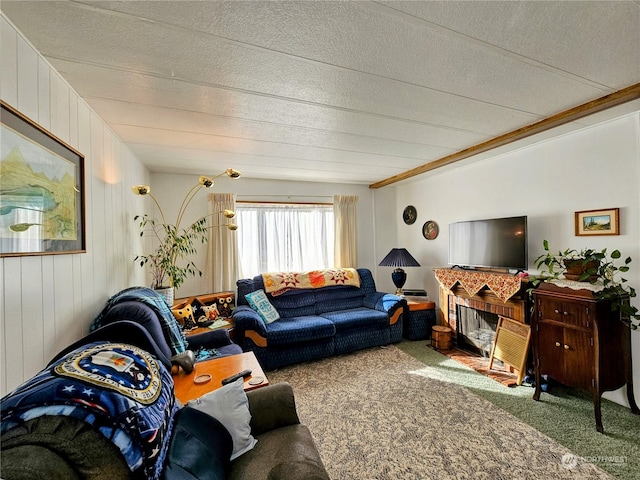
xmin=232 ymin=268 xmax=406 ymax=370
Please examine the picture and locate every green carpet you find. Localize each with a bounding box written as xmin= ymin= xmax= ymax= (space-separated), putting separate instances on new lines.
xmin=397 ymin=340 xmax=640 ymax=480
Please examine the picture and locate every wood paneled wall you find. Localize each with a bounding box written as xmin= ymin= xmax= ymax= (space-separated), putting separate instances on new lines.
xmin=1 ymin=15 xmax=149 ymax=396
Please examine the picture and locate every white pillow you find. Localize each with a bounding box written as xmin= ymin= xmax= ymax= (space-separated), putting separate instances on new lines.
xmin=245 ymin=289 xmax=280 ymax=324
xmin=187 ymin=378 xmax=257 ymax=460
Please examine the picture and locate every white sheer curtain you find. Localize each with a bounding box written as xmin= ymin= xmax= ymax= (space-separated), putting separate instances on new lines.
xmin=206 ymin=193 xmax=239 ymax=292
xmin=236 ymin=203 xmax=334 ymax=278
xmin=333 ymin=195 xmax=358 ymax=267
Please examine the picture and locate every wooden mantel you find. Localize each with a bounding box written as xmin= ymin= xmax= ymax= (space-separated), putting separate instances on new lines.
xmin=433 ymin=268 xmax=529 ymax=334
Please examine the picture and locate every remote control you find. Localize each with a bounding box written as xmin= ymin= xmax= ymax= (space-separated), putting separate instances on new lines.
xmin=221 ymin=369 xmax=252 ymax=385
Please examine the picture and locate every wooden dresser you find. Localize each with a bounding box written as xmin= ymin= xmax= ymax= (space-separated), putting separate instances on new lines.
xmin=531 ymin=282 xmax=639 ymax=432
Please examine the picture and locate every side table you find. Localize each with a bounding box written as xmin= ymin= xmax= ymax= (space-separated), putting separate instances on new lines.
xmin=184 ymin=320 xmax=235 ymax=340
xmin=172 ymin=352 xmax=269 ymax=404
xmin=403 ymin=297 xmax=436 ymax=340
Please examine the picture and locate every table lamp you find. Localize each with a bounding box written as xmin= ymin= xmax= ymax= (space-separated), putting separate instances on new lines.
xmin=378 ymin=248 xmax=421 ymax=295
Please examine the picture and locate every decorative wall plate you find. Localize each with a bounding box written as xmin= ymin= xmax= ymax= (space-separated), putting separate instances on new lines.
xmin=422 ymin=220 xmax=439 ymax=240
xmin=403 ymin=205 xmax=417 ymax=225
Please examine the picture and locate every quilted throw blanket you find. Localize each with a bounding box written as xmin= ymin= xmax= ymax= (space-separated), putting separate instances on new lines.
xmin=0 ymin=341 xmax=178 ymax=480
xmin=262 ymin=268 xmax=360 ymax=295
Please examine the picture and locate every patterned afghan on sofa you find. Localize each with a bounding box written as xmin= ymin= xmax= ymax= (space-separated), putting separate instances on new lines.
xmin=233 ymin=268 xmax=406 ymax=370
xmin=1 ymin=341 xmax=177 ymax=480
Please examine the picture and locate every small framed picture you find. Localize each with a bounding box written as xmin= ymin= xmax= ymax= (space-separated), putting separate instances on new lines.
xmin=422 ymin=220 xmax=439 ymax=240
xmin=575 ymin=208 xmax=619 ymax=236
xmin=402 ymin=205 xmax=417 ymax=225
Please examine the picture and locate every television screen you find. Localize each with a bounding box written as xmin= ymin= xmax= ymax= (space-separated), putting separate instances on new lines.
xmin=448 ymin=216 xmax=528 ymax=270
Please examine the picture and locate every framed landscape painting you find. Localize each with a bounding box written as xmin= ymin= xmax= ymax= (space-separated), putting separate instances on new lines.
xmin=575 ymin=208 xmax=619 ymax=236
xmin=1 ymin=101 xmax=86 ymax=256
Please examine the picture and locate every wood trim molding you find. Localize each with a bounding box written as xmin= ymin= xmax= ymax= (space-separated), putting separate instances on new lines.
xmin=245 ymin=330 xmax=268 ymax=347
xmin=389 ymin=307 xmax=402 ymax=326
xmin=369 ymin=83 xmax=640 ymax=189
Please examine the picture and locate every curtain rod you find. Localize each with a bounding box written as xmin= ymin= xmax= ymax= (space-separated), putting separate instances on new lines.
xmin=237 ymin=200 xmax=333 ymax=206
xmin=236 ymin=195 xmax=333 ymax=198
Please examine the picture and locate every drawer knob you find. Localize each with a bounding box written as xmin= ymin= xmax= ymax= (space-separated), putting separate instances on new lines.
xmin=564 ymin=344 xmax=570 ymax=350
xmin=555 ymin=342 xmax=561 ymax=347
xmin=563 ymin=311 xmax=569 ymax=316
xmin=554 ymin=309 xmax=560 ymax=314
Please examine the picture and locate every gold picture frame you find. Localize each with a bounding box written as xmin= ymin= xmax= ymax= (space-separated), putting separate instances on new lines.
xmin=1 ymin=101 xmax=86 ymax=256
xmin=575 ymin=208 xmax=619 ymax=236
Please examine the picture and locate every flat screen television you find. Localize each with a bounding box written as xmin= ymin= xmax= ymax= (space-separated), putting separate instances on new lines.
xmin=448 ymin=216 xmax=528 ymax=271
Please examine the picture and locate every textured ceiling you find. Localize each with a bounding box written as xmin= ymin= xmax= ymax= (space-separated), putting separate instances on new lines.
xmin=2 ymin=1 xmax=639 ymax=186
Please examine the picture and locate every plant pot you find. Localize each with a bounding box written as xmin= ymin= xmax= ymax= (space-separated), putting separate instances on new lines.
xmin=563 ymin=259 xmax=600 ymax=282
xmin=154 ymin=286 xmax=174 ymax=306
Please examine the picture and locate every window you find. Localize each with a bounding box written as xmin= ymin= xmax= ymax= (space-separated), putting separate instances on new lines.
xmin=236 ymin=203 xmax=334 ymax=277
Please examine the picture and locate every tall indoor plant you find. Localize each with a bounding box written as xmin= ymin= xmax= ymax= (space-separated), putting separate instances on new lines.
xmin=532 ymin=240 xmax=639 ymax=329
xmin=132 ymin=169 xmax=240 ymax=303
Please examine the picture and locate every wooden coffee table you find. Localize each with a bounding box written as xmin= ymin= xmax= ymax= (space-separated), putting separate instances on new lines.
xmin=173 ymin=351 xmax=269 ymax=404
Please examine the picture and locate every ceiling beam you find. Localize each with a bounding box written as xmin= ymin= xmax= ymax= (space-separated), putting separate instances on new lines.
xmin=369 ymin=82 xmax=640 ymax=189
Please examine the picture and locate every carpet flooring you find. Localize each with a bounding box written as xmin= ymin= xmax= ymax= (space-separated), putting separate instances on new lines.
xmin=269 ymin=345 xmax=613 ymax=479
xmin=397 ymin=340 xmax=640 ymax=480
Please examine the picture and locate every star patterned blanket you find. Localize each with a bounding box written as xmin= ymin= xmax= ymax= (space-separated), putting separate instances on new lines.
xmin=262 ymin=268 xmax=361 ymax=295
xmin=0 ymin=341 xmax=177 ymax=480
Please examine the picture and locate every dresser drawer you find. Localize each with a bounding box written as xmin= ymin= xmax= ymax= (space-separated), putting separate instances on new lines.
xmin=538 ymin=298 xmax=592 ymax=329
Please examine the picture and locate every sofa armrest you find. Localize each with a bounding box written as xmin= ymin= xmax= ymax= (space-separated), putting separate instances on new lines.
xmin=232 ymin=306 xmax=267 ymax=336
xmin=186 ymin=328 xmax=233 ymax=350
xmin=246 ymin=382 xmax=300 ymax=436
xmin=363 ymin=292 xmax=406 ymax=315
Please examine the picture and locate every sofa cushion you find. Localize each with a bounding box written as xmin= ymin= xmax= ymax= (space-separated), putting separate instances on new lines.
xmin=262 ymin=316 xmax=336 ymax=346
xmin=228 ymin=424 xmax=330 ymax=480
xmin=246 ymin=290 xmax=281 ymax=324
xmin=187 ymin=378 xmax=257 ymax=460
xmin=269 ymin=289 xmax=318 ymax=318
xmin=313 ymin=285 xmax=365 ymax=315
xmin=0 ymin=415 xmax=131 ymax=480
xmin=321 ymin=307 xmax=390 ymax=331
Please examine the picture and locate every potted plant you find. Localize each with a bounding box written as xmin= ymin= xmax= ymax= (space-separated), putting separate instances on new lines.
xmin=531 ymin=240 xmax=639 ymax=329
xmin=132 ymin=170 xmax=240 ymax=303
xmin=134 ymin=214 xmax=210 ymax=301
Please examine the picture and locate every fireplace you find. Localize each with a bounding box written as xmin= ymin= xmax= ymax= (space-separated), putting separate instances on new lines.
xmin=456 ymin=305 xmax=499 ymax=357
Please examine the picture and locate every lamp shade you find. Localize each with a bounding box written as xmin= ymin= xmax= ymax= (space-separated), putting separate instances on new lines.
xmin=378 ymin=248 xmax=421 ymax=268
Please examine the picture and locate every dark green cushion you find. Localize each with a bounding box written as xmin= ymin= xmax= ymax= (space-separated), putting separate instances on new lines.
xmin=0 ymin=415 xmax=132 ymax=480
xmin=229 ymin=424 xmax=329 ymax=480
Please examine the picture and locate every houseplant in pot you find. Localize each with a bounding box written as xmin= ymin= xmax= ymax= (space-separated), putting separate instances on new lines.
xmin=133 ymin=170 xmax=240 ymax=304
xmin=531 ymin=240 xmax=639 ymax=329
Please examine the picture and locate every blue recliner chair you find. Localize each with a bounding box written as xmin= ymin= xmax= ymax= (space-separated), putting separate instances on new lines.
xmin=92 ymin=287 xmax=242 ymax=372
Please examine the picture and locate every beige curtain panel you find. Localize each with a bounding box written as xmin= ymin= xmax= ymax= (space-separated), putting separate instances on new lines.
xmin=333 ymin=195 xmax=358 ymax=268
xmin=207 ymin=193 xmax=239 ymax=292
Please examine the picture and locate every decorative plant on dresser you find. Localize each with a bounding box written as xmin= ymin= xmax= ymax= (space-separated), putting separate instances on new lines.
xmin=132 ymin=169 xmax=241 ymax=304
xmin=531 ymin=240 xmax=639 ymax=329
xmin=530 ymin=240 xmax=640 ymax=433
